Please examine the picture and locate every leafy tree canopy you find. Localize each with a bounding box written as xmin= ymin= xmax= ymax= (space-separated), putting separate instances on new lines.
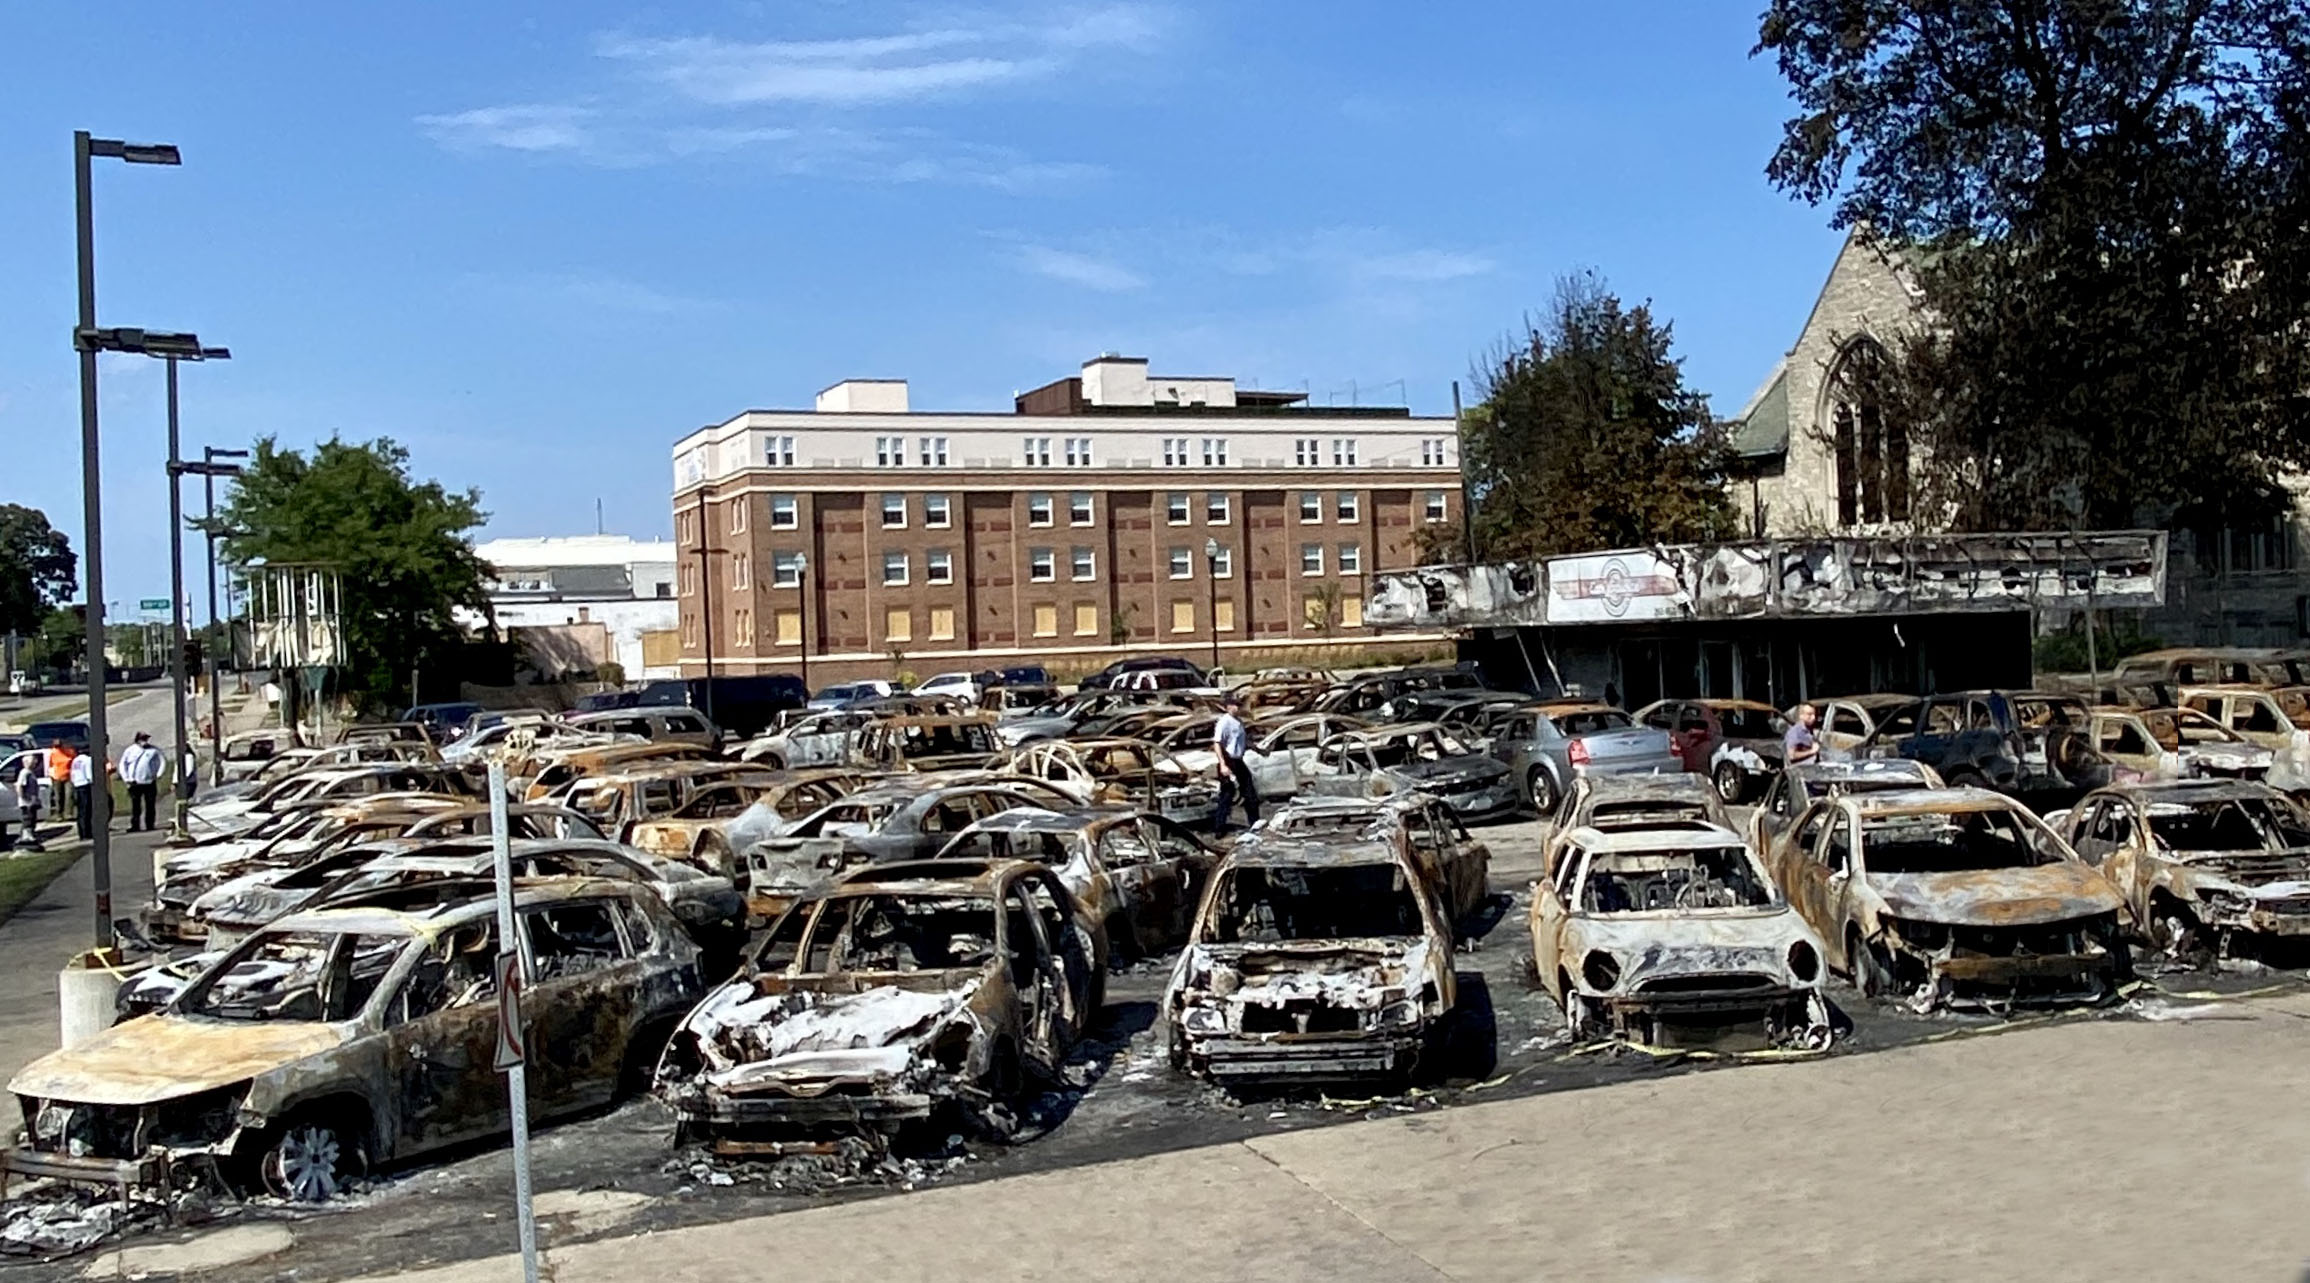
xmin=218 ymin=437 xmax=493 ymax=711
xmin=0 ymin=504 xmax=77 ymax=639
xmin=1456 ymin=274 xmax=1735 ymax=560
xmin=1758 ymin=0 xmax=2310 ymax=531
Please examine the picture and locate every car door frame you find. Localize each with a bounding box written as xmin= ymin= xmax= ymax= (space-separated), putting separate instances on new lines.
xmin=516 ymin=894 xmax=648 ymax=1116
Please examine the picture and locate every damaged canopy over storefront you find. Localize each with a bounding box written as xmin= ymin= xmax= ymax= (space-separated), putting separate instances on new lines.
xmin=1366 ymin=532 xmax=2167 ymax=708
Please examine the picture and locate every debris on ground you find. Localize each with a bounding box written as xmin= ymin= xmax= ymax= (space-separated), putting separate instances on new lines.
xmin=0 ymin=1190 xmax=165 ymax=1258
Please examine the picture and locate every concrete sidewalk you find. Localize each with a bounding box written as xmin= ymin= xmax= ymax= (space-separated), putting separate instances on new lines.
xmin=304 ymin=987 xmax=2310 ymax=1283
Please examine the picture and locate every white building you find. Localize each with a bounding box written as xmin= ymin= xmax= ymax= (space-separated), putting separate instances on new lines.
xmin=470 ymin=535 xmax=680 ymax=679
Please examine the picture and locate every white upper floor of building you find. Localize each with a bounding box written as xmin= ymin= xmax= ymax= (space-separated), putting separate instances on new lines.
xmin=476 ymin=534 xmax=677 ymax=601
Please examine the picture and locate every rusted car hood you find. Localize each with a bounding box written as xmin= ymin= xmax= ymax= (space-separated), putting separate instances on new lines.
xmin=11 ymin=1015 xmax=354 ymax=1106
xmin=1868 ymin=862 xmax=2122 ymax=927
xmin=1567 ymin=908 xmax=1818 ymax=987
xmin=2169 ymin=848 xmax=2310 ymax=895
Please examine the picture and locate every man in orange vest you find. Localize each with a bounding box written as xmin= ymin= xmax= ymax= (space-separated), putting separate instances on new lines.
xmin=46 ymin=744 xmax=74 ymax=823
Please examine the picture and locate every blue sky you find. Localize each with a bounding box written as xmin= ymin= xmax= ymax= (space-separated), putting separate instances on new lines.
xmin=0 ymin=2 xmax=1845 ymax=611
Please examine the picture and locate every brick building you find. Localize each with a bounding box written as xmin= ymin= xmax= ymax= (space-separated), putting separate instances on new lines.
xmin=669 ymin=355 xmax=1461 ymax=684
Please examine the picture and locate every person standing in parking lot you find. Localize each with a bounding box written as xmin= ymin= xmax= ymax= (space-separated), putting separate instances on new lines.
xmin=120 ymin=732 xmax=165 ymax=832
xmin=68 ymin=746 xmax=96 ymax=839
xmin=1211 ymin=694 xmax=1260 ymax=834
xmin=13 ymin=755 xmax=45 ymax=851
xmin=47 ymin=743 xmax=74 ymax=822
xmin=1784 ymin=702 xmax=1822 ymax=768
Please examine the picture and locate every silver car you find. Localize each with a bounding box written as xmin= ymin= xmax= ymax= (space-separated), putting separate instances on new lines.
xmin=1486 ymin=701 xmax=1682 ymax=815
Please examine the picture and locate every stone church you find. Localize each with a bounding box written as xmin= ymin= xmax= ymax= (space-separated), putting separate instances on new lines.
xmin=1728 ymin=229 xmax=2309 ymax=647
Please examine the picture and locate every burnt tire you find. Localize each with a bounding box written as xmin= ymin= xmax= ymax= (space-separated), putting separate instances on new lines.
xmin=2147 ymin=898 xmax=2204 ymax=962
xmin=1526 ymin=768 xmax=1559 ymax=817
xmin=252 ymin=1112 xmax=364 ymax=1203
xmin=1712 ymin=761 xmax=1747 ymax=804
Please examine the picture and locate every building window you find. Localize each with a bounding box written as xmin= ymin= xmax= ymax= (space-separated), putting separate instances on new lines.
xmin=1201 ymin=438 xmax=1229 ymax=467
xmin=1214 ymin=599 xmax=1235 ymax=632
xmin=679 ymin=562 xmax=696 ymax=597
xmin=1295 ymin=438 xmax=1319 ymax=467
xmin=656 ymin=583 xmax=672 ymax=599
xmin=1206 ymin=492 xmax=1230 ymax=524
xmin=733 ymin=607 xmax=753 ymax=648
xmin=775 ymin=610 xmax=801 ymax=645
xmin=1211 ymin=546 xmax=1233 ymax=578
xmin=1030 ymin=548 xmax=1055 ymax=582
xmin=732 ymin=553 xmax=750 ymax=589
xmin=772 ymin=551 xmax=803 ymax=587
xmin=1069 ymin=492 xmax=1094 ymax=525
xmin=1303 ymin=594 xmax=1327 ymax=631
xmin=1028 ymin=493 xmax=1054 ymax=527
xmin=677 ymin=511 xmax=695 ymax=545
xmin=929 ymin=606 xmax=956 ymax=641
xmin=1169 ymin=547 xmax=1193 ymax=579
xmin=681 ymin=613 xmax=698 ymax=648
xmin=727 ymin=497 xmax=747 ymax=534
xmin=1301 ymin=544 xmax=1324 ymax=576
xmin=1064 ymin=437 xmax=1093 ymax=467
xmin=1829 ymin=338 xmax=1909 ymax=527
xmin=1171 ymin=600 xmax=1195 ymax=633
xmin=1424 ymin=491 xmax=1448 ymax=522
xmin=1162 ymin=438 xmax=1189 ymax=467
xmin=1342 ymin=595 xmax=1364 ymax=628
xmin=927 ymin=549 xmax=954 ymax=584
xmin=1421 ymin=438 xmax=1449 ymax=467
xmin=1299 ymin=492 xmax=1321 ymax=523
xmin=875 ymin=436 xmax=904 ymax=467
xmin=881 ymin=493 xmax=906 ymax=528
xmin=1331 ymin=438 xmax=1358 ymax=466
xmin=1071 ymin=547 xmax=1096 ymax=581
xmin=924 ymin=493 xmax=951 ymax=528
xmin=1022 ymin=437 xmax=1053 ymax=467
xmin=1074 ymin=603 xmax=1098 ymax=637
xmin=1338 ymin=543 xmax=1362 ymax=575
xmin=919 ymin=436 xmax=949 ymax=467
xmin=882 ymin=551 xmax=909 ymax=586
xmin=770 ymin=495 xmax=797 ymax=529
xmin=1336 ymin=492 xmax=1359 ymax=523
xmin=1033 ymin=603 xmax=1059 ymax=637
xmin=765 ymin=435 xmax=796 ymax=466
xmin=1167 ymin=493 xmax=1189 ymax=524
xmin=886 ymin=608 xmax=911 ymax=643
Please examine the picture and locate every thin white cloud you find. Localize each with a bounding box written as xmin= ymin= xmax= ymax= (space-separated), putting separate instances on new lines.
xmin=1018 ymin=245 xmax=1146 ymax=292
xmin=468 ymin=271 xmax=721 ymax=317
xmin=417 ymin=104 xmax=593 ymax=153
xmin=1352 ymin=248 xmax=1496 ymax=283
xmin=598 ymin=33 xmax=1034 ymax=106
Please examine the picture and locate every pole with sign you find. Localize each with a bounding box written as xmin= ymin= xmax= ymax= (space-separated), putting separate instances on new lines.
xmin=486 ymin=761 xmax=541 ymax=1283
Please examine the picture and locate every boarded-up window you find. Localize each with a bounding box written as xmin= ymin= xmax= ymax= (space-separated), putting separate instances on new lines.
xmin=1214 ymin=599 xmax=1235 ymax=632
xmin=885 ymin=608 xmax=911 ymax=643
xmin=929 ymin=607 xmax=956 ymax=641
xmin=1171 ymin=601 xmax=1195 ymax=633
xmin=775 ymin=611 xmax=801 ymax=645
xmin=1303 ymin=594 xmax=1325 ymax=630
xmin=1074 ymin=604 xmax=1098 ymax=636
xmin=1341 ymin=595 xmax=1363 ymax=628
xmin=1033 ymin=604 xmax=1059 ymax=637
xmin=641 ymin=629 xmax=681 ymax=667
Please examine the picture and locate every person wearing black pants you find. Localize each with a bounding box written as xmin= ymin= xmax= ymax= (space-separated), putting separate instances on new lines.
xmin=1210 ymin=694 xmax=1261 ymax=834
xmin=120 ymin=732 xmax=166 ymax=832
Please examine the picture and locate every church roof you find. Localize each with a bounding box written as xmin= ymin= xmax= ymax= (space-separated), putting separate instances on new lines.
xmin=1727 ymin=360 xmax=1791 ymax=459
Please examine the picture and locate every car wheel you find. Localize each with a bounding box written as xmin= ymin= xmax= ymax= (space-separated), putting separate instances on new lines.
xmin=2146 ymin=899 xmax=2202 ymax=960
xmin=1527 ymin=768 xmax=1559 ymax=817
xmin=256 ymin=1114 xmax=362 ymax=1203
xmin=1712 ymin=761 xmax=1747 ymax=804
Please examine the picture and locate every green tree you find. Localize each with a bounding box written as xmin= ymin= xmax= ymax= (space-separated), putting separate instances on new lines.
xmin=0 ymin=504 xmax=77 ymax=639
xmin=218 ymin=437 xmax=493 ymax=711
xmin=1460 ymin=274 xmax=1735 ymax=560
xmin=1757 ymin=0 xmax=2310 ymax=532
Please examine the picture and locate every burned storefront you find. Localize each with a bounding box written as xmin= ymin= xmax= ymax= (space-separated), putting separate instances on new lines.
xmin=1367 ymin=533 xmax=2166 ymax=707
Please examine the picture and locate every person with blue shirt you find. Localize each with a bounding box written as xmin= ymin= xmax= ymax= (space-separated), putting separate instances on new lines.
xmin=1211 ymin=695 xmax=1260 ymax=834
xmin=1784 ymin=702 xmax=1822 ymax=768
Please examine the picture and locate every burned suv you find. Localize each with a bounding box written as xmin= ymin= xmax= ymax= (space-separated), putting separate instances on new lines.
xmin=2062 ymin=779 xmax=2310 ymax=957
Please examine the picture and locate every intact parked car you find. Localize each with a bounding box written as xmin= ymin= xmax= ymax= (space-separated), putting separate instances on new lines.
xmin=1747 ymin=759 xmax=1945 ymax=854
xmin=1488 ymin=701 xmax=1681 ymax=815
xmin=25 ymin=721 xmax=90 ymax=751
xmin=911 ymin=672 xmax=982 ymax=706
xmin=1163 ymin=828 xmax=1465 ymax=1084
xmin=1762 ymin=787 xmax=2129 ymax=1010
xmin=2086 ymin=706 xmax=2271 ymax=782
xmin=1302 ymin=723 xmax=1517 ymax=819
xmin=2061 ymin=779 xmax=2310 ymax=956
xmin=12 ymin=881 xmax=707 ymax=1201
xmin=561 ymin=706 xmax=723 ymax=753
xmin=1255 ymin=794 xmax=1492 ymax=926
xmin=635 ymin=675 xmax=806 ymax=740
xmin=1857 ymin=690 xmax=2108 ymax=798
xmin=1079 ymin=656 xmax=1203 ymax=690
xmin=806 ymin=680 xmax=895 ymax=711
xmin=1634 ymin=699 xmax=1789 ymax=804
xmin=1533 ymin=822 xmax=1831 ymax=1047
xmin=656 ymin=859 xmax=1101 ymax=1147
xmin=572 ymin=689 xmax=645 ymax=713
xmin=735 ymin=780 xmax=1081 ymax=918
xmin=399 ymin=702 xmax=485 ymax=740
xmin=938 ymin=807 xmax=1218 ymax=957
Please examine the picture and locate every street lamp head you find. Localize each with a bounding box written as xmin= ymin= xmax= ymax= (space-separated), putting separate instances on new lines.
xmin=796 ymin=553 xmax=809 ymax=573
xmin=197 ymin=346 xmax=231 ymax=361
xmin=205 ymin=446 xmax=251 ymax=461
xmin=75 ymin=326 xmax=210 ymax=358
xmin=1204 ymin=537 xmax=1221 ymax=559
xmin=87 ymin=137 xmax=182 ymax=166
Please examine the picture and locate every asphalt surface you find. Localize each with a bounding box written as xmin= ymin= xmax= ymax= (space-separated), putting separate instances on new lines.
xmin=0 ymin=803 xmax=2295 ymax=1281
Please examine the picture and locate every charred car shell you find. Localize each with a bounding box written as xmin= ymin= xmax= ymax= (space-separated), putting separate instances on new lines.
xmin=2062 ymin=779 xmax=2310 ymax=954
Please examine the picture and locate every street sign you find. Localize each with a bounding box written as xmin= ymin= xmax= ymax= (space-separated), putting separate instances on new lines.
xmin=493 ymin=949 xmax=527 ymax=1070
xmin=138 ymin=598 xmax=170 ymax=612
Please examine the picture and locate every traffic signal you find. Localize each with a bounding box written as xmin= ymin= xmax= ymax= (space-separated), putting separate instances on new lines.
xmin=183 ymin=638 xmax=203 ymax=672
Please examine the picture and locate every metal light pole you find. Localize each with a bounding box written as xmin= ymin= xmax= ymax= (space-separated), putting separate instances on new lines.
xmin=200 ymin=448 xmax=249 ymax=784
xmin=796 ymin=553 xmax=811 ymax=697
xmin=161 ymin=348 xmax=230 ymax=838
xmin=689 ymin=499 xmax=719 ymax=725
xmin=72 ymin=130 xmax=182 ymax=951
xmin=1204 ymin=537 xmax=1222 ymax=676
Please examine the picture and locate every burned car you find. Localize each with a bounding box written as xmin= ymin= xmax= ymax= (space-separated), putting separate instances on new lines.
xmin=1747 ymin=759 xmax=1946 ymax=854
xmin=936 ymin=807 xmax=1218 ymax=957
xmin=730 ymin=711 xmax=873 ymax=769
xmin=624 ymin=769 xmax=868 ymax=875
xmin=1542 ymin=773 xmax=1738 ymax=882
xmin=187 ymin=763 xmax=479 ymax=840
xmin=1533 ymin=823 xmax=1831 ymax=1047
xmin=845 ymin=716 xmax=1002 ymax=773
xmin=1162 ymin=712 xmax=1371 ymax=800
xmin=1302 ymin=723 xmax=1517 ymax=819
xmin=997 ymin=738 xmax=1222 ymax=828
xmin=1764 ymin=788 xmax=2130 ymax=1010
xmin=1164 ymin=831 xmax=1462 ymax=1084
xmin=655 ymin=859 xmax=1101 ymax=1150
xmin=735 ymin=780 xmax=1079 ymax=919
xmin=10 ymin=881 xmax=706 ymax=1201
xmin=2086 ymin=706 xmax=2271 ymax=782
xmin=2062 ymin=779 xmax=2310 ymax=956
xmin=1254 ymin=794 xmax=1492 ymax=927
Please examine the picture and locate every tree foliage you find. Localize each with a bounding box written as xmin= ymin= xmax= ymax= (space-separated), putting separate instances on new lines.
xmin=0 ymin=504 xmax=77 ymax=639
xmin=1758 ymin=0 xmax=2310 ymax=531
xmin=1459 ymin=275 xmax=1735 ymax=560
xmin=218 ymin=437 xmax=493 ymax=711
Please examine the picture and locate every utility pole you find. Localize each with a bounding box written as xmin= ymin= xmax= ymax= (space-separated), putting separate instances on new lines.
xmin=1453 ymin=380 xmax=1475 ymax=565
xmin=691 ymin=498 xmax=718 ymax=725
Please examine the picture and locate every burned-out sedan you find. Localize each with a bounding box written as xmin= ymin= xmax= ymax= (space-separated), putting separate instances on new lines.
xmin=623 ymin=769 xmax=868 ymax=876
xmin=1764 ymin=788 xmax=2130 ymax=1010
xmin=1302 ymin=723 xmax=1517 ymax=819
xmin=1254 ymin=794 xmax=1492 ymax=927
xmin=1534 ymin=823 xmax=1831 ymax=1047
xmin=2086 ymin=707 xmax=2271 ymax=782
xmin=1746 ymin=759 xmax=1945 ymax=854
xmin=1541 ymin=773 xmax=1739 ymax=883
xmin=996 ymin=738 xmax=1222 ymax=828
xmin=936 ymin=807 xmax=1218 ymax=957
xmin=734 ymin=779 xmax=1079 ymax=919
xmin=2063 ymin=779 xmax=2310 ymax=956
xmin=655 ymin=860 xmax=1101 ymax=1150
xmin=11 ymin=881 xmax=706 ymax=1201
xmin=1164 ymin=831 xmax=1462 ymax=1084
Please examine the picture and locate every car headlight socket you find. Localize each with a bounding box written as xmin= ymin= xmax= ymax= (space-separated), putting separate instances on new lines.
xmin=1580 ymin=949 xmax=1622 ymax=993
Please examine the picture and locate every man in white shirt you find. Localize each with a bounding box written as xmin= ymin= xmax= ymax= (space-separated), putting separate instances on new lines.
xmin=68 ymin=748 xmax=96 ymax=839
xmin=1210 ymin=695 xmax=1260 ymax=835
xmin=119 ymin=732 xmax=165 ymax=832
